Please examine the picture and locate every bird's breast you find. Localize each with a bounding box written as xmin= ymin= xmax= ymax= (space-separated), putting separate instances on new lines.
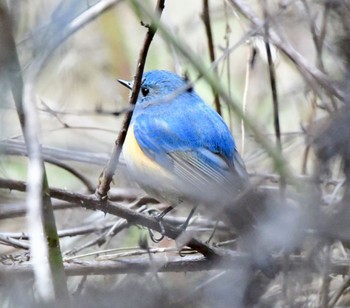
xmin=123 ymin=124 xmax=172 ymax=180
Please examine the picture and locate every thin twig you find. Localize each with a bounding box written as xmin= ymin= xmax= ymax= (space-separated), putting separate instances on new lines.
xmin=262 ymin=1 xmax=285 ymax=195
xmin=201 ymin=0 xmax=222 ymax=115
xmin=97 ymin=0 xmax=166 ymax=198
xmin=63 ymin=206 xmax=148 ymax=256
xmin=0 ymin=234 xmax=30 ymax=250
xmin=0 ymin=187 xmax=143 ymax=220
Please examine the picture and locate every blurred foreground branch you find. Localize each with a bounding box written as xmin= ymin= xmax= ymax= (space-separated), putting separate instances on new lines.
xmin=1 ymin=253 xmax=350 ymax=278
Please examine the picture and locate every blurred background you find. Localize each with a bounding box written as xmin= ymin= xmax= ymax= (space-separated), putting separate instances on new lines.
xmin=1 ymin=0 xmax=350 ymax=306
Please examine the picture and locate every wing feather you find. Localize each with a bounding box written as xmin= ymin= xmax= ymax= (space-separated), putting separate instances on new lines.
xmin=132 ymin=95 xmax=248 ymax=204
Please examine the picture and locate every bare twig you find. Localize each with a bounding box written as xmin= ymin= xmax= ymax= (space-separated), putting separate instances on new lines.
xmin=63 ymin=206 xmax=148 ymax=256
xmin=262 ymin=1 xmax=285 ymax=194
xmin=201 ymin=0 xmax=222 ymax=115
xmin=97 ymin=0 xmax=166 ymax=198
xmin=0 ymin=187 xmax=143 ymax=220
xmin=0 ymin=234 xmax=30 ymax=250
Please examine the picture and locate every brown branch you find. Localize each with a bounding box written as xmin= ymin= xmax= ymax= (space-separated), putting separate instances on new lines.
xmin=201 ymin=0 xmax=222 ymax=115
xmin=0 ymin=178 xmax=218 ymax=259
xmin=0 ymin=186 xmax=143 ymax=220
xmin=262 ymin=1 xmax=285 ymax=195
xmin=97 ymin=0 xmax=166 ymax=198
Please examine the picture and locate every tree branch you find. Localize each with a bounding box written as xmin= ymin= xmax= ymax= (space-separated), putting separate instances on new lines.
xmin=97 ymin=0 xmax=166 ymax=198
xmin=0 ymin=178 xmax=218 ymax=259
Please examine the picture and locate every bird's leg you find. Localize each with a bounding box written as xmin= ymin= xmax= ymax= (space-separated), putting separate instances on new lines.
xmin=148 ymin=228 xmax=164 ymax=243
xmin=206 ymin=220 xmax=220 ymax=244
xmin=149 ymin=205 xmax=197 ymax=242
xmin=177 ymin=206 xmax=197 ymax=233
xmin=155 ymin=205 xmax=174 ymax=221
xmin=148 ymin=206 xmax=175 ymax=243
xmin=153 ymin=206 xmax=174 ymax=238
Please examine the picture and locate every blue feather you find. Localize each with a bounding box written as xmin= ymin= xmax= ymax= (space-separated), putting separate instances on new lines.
xmin=132 ymin=71 xmax=236 ymax=171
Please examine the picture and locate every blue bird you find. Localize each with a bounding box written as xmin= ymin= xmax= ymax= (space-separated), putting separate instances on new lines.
xmin=119 ymin=70 xmax=249 ymax=223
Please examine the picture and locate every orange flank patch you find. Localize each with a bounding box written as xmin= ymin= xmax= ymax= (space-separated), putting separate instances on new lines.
xmin=123 ymin=124 xmax=172 ymax=179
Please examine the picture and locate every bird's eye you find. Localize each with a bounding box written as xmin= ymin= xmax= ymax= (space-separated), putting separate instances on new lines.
xmin=141 ymin=87 xmax=149 ymax=97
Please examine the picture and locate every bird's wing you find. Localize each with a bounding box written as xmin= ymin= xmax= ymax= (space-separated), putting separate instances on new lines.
xmin=168 ymin=149 xmax=246 ymax=194
xmin=133 ymin=103 xmax=247 ymax=200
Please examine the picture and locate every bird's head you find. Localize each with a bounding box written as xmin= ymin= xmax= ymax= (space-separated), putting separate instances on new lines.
xmin=118 ymin=70 xmax=191 ymax=106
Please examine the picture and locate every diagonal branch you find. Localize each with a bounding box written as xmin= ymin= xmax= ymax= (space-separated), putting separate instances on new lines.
xmin=97 ymin=0 xmax=166 ymax=198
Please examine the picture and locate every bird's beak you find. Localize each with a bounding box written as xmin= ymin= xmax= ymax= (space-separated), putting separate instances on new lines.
xmin=117 ymin=79 xmax=133 ymax=90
